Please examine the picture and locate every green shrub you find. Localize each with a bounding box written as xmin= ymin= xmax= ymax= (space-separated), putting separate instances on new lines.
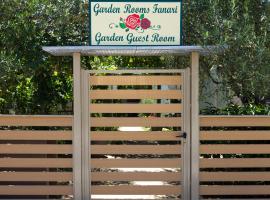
xmin=201 ymin=103 xmax=270 ymax=115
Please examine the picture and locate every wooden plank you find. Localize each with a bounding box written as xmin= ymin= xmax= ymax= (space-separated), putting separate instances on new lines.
xmin=91 ymin=145 xmax=181 ymax=154
xmin=91 ymin=199 xmax=162 ymax=200
xmin=200 ymin=144 xmax=270 ymax=154
xmin=200 ymin=116 xmax=270 ymax=127
xmin=91 ymin=172 xmax=181 ymax=181
xmin=198 ymin=199 xmax=270 ymax=200
xmin=200 ymin=131 xmax=270 ymax=141
xmin=200 ymin=185 xmax=270 ymax=195
xmin=90 ymin=90 xmax=183 ymax=100
xmin=91 ymin=185 xmax=181 ymax=195
xmin=91 ymin=159 xmax=181 ymax=168
xmin=0 ymin=130 xmax=72 ymax=140
xmin=91 ymin=199 xmax=160 ymax=200
xmin=0 ymin=172 xmax=72 ymax=181
xmin=0 ymin=158 xmax=72 ymax=168
xmin=0 ymin=115 xmax=72 ymax=126
xmin=89 ymin=76 xmax=182 ymax=86
xmin=91 ymin=131 xmax=181 ymax=141
xmin=200 ymin=172 xmax=270 ymax=181
xmin=200 ymin=158 xmax=270 ymax=168
xmin=88 ymin=69 xmax=184 ymax=74
xmin=0 ymin=186 xmax=73 ymax=195
xmin=0 ymin=144 xmax=72 ymax=154
xmin=90 ymin=104 xmax=182 ymax=113
xmin=91 ymin=117 xmax=182 ymax=127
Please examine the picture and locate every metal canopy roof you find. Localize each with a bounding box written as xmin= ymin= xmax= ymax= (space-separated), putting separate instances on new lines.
xmin=42 ymin=46 xmax=225 ymax=56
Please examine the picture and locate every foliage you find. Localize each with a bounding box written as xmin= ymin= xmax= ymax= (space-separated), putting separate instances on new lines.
xmin=0 ymin=50 xmax=35 ymax=113
xmin=0 ymin=0 xmax=269 ymax=113
xmin=183 ymin=0 xmax=270 ymax=105
xmin=0 ymin=0 xmax=85 ymax=113
xmin=0 ymin=49 xmax=73 ymax=114
xmin=201 ymin=103 xmax=270 ymax=115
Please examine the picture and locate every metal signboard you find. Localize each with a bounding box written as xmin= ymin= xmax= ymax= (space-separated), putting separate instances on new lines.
xmin=89 ymin=0 xmax=182 ymax=46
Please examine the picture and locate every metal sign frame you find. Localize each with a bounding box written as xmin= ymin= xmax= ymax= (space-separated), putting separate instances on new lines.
xmin=89 ymin=0 xmax=183 ymax=46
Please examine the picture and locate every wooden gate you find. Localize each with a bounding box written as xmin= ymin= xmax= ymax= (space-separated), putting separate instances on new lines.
xmin=81 ymin=69 xmax=191 ymax=199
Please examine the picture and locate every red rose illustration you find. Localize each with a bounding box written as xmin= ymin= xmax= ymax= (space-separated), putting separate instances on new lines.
xmin=125 ymin=14 xmax=140 ymax=29
xmin=141 ymin=18 xmax=151 ymax=30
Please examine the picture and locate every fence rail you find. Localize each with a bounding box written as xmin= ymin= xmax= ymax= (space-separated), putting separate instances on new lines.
xmin=200 ymin=115 xmax=270 ymax=199
xmin=0 ymin=115 xmax=73 ymax=199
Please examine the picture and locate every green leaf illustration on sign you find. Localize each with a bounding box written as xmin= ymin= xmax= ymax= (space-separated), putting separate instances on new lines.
xmin=140 ymin=14 xmax=144 ymax=19
xmin=119 ymin=22 xmax=126 ymax=29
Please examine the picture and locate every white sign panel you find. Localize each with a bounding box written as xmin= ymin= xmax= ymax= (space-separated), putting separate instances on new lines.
xmin=90 ymin=1 xmax=182 ymax=46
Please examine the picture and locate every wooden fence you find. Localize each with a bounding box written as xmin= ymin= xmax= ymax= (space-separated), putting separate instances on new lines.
xmin=200 ymin=116 xmax=270 ymax=199
xmin=1 ymin=115 xmax=270 ymax=199
xmin=0 ymin=115 xmax=73 ymax=199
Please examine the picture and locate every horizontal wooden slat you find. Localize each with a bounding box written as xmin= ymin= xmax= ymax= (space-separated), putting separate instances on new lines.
xmin=91 ymin=117 xmax=182 ymax=127
xmin=91 ymin=159 xmax=181 ymax=168
xmin=90 ymin=198 xmax=166 ymax=200
xmin=90 ymin=90 xmax=183 ymax=99
xmin=90 ymin=104 xmax=182 ymax=113
xmin=89 ymin=76 xmax=182 ymax=86
xmin=0 ymin=172 xmax=72 ymax=182
xmin=0 ymin=186 xmax=72 ymax=195
xmin=198 ymin=199 xmax=270 ymax=200
xmin=92 ymin=172 xmax=181 ymax=181
xmin=0 ymin=144 xmax=72 ymax=154
xmin=91 ymin=199 xmax=160 ymax=200
xmin=0 ymin=130 xmax=72 ymax=140
xmin=200 ymin=116 xmax=270 ymax=127
xmin=91 ymin=185 xmax=181 ymax=195
xmin=200 ymin=172 xmax=270 ymax=181
xmin=200 ymin=144 xmax=270 ymax=154
xmin=0 ymin=115 xmax=72 ymax=126
xmin=91 ymin=131 xmax=181 ymax=141
xmin=91 ymin=145 xmax=181 ymax=154
xmin=200 ymin=131 xmax=270 ymax=141
xmin=200 ymin=158 xmax=270 ymax=168
xmin=0 ymin=158 xmax=72 ymax=168
xmin=88 ymin=69 xmax=184 ymax=74
xmin=200 ymin=185 xmax=270 ymax=195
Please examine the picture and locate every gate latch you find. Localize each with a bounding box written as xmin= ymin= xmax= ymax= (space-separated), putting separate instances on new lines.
xmin=176 ymin=132 xmax=187 ymax=139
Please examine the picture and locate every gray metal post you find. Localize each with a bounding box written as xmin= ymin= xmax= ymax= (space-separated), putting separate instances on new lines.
xmin=191 ymin=52 xmax=200 ymax=200
xmin=73 ymin=53 xmax=82 ymax=199
xmin=81 ymin=69 xmax=90 ymax=199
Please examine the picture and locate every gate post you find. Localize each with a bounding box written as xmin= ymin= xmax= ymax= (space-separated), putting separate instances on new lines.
xmin=73 ymin=53 xmax=82 ymax=199
xmin=81 ymin=69 xmax=90 ymax=199
xmin=191 ymin=52 xmax=200 ymax=200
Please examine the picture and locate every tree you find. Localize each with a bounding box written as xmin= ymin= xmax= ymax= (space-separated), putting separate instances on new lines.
xmin=0 ymin=0 xmax=85 ymax=113
xmin=183 ymin=0 xmax=270 ymax=105
xmin=0 ymin=0 xmax=269 ymax=113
